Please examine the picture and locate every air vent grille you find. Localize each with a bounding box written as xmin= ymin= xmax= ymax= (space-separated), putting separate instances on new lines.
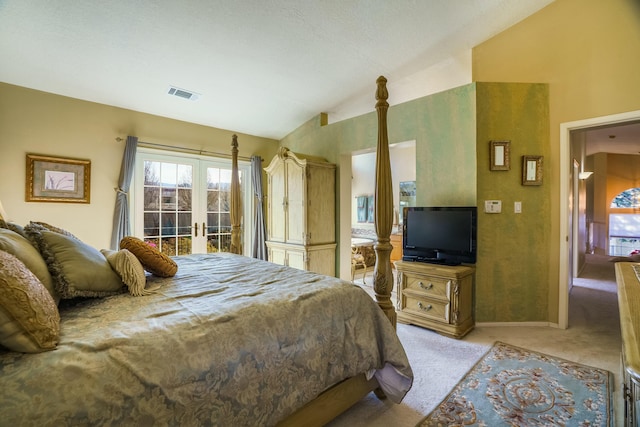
xmin=167 ymin=86 xmax=200 ymax=101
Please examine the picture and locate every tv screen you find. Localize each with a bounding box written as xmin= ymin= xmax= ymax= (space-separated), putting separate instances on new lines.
xmin=402 ymin=206 xmax=477 ymax=265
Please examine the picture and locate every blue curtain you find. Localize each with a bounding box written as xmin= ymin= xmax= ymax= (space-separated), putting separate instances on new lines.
xmin=251 ymin=155 xmax=268 ymax=260
xmin=110 ymin=136 xmax=138 ymax=249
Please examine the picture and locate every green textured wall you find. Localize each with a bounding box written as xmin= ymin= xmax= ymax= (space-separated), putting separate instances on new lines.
xmin=281 ymin=84 xmax=477 ymax=204
xmin=475 ymin=82 xmax=550 ymax=322
xmin=280 ymin=81 xmax=550 ymax=323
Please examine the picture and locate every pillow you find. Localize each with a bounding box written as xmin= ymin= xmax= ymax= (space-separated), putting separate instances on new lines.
xmin=0 ymin=250 xmax=60 ymax=353
xmin=30 ymin=221 xmax=79 ymax=240
xmin=5 ymin=222 xmax=28 ymax=239
xmin=0 ymin=228 xmax=58 ymax=304
xmin=101 ymin=249 xmax=158 ymax=296
xmin=25 ymin=223 xmax=124 ymax=299
xmin=120 ymin=236 xmax=178 ymax=277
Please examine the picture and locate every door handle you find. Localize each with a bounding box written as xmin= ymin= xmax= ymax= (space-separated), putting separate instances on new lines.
xmin=194 ymin=222 xmax=198 ymax=237
xmin=202 ymin=222 xmax=206 ymax=236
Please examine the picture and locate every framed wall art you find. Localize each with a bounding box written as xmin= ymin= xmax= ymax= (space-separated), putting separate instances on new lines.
xmin=490 ymin=140 xmax=511 ymax=171
xmin=26 ymin=154 xmax=91 ymax=203
xmin=522 ymin=155 xmax=543 ymax=186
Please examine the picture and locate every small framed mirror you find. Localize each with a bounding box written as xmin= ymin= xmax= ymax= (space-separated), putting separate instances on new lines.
xmin=490 ymin=140 xmax=511 ymax=171
xmin=522 ymin=155 xmax=543 ymax=185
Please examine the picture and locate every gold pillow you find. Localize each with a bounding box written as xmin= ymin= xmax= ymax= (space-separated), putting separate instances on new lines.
xmin=119 ymin=236 xmax=178 ymax=278
xmin=0 ymin=228 xmax=58 ymax=304
xmin=101 ymin=249 xmax=158 ymax=296
xmin=0 ymin=250 xmax=60 ymax=353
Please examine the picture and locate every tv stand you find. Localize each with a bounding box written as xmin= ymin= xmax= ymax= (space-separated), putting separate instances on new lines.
xmin=402 ymin=255 xmax=461 ymax=266
xmin=395 ymin=260 xmax=474 ymax=338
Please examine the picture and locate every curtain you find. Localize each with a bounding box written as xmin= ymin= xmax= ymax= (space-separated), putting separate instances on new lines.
xmin=251 ymin=155 xmax=268 ymax=260
xmin=110 ymin=136 xmax=138 ymax=250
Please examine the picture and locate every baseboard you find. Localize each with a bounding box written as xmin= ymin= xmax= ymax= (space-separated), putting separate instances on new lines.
xmin=476 ymin=321 xmax=560 ymax=328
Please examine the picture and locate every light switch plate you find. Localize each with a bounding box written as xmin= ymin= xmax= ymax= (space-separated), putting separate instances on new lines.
xmin=484 ymin=200 xmax=502 ymax=213
xmin=514 ymin=201 xmax=522 ymax=213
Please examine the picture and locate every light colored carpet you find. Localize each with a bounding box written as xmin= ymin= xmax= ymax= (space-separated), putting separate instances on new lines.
xmin=329 ymin=255 xmax=622 ymax=426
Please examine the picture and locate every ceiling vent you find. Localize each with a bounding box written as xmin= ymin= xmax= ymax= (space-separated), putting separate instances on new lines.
xmin=167 ymin=86 xmax=200 ymax=101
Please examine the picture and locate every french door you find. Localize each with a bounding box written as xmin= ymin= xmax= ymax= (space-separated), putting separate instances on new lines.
xmin=133 ymin=149 xmax=251 ymax=256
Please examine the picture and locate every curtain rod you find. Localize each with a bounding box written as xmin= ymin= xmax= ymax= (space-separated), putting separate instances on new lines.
xmin=115 ymin=137 xmax=260 ymax=162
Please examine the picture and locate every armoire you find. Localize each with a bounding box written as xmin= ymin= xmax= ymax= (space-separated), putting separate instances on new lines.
xmin=264 ymin=147 xmax=336 ymax=276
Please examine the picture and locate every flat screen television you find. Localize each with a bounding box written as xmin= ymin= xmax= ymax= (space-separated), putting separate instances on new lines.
xmin=402 ymin=206 xmax=477 ymax=265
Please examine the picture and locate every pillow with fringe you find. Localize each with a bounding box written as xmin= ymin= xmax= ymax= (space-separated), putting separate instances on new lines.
xmin=101 ymin=249 xmax=159 ymax=296
xmin=0 ymin=250 xmax=60 ymax=353
xmin=120 ymin=236 xmax=178 ymax=277
xmin=30 ymin=221 xmax=79 ymax=240
xmin=25 ymin=223 xmax=124 ymax=299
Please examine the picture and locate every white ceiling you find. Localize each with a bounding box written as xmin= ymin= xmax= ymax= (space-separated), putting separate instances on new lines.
xmin=0 ymin=0 xmax=559 ymax=140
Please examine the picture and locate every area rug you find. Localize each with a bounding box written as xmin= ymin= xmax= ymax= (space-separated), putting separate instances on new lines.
xmin=417 ymin=341 xmax=612 ymax=426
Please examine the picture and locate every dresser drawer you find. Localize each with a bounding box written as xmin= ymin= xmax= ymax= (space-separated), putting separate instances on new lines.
xmin=403 ymin=294 xmax=449 ymax=322
xmin=404 ymin=274 xmax=450 ymax=300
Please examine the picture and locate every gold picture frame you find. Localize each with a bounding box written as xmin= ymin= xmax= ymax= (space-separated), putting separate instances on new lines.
xmin=26 ymin=154 xmax=91 ymax=203
xmin=490 ymin=140 xmax=510 ymax=171
xmin=522 ymin=155 xmax=543 ymax=186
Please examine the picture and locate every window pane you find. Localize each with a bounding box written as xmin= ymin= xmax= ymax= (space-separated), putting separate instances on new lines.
xmin=219 ymin=191 xmax=230 ymax=212
xmin=143 ymin=213 xmax=159 ymax=236
xmin=160 ymin=163 xmax=177 ymax=187
xmin=220 ymin=213 xmax=231 ymax=231
xmin=144 ymin=187 xmax=160 ymax=210
xmin=144 ymin=161 xmax=160 ymax=185
xmin=207 ymin=212 xmax=218 ymax=233
xmin=177 ymin=164 xmax=192 ymax=188
xmin=208 ymin=190 xmax=219 ymax=211
xmin=207 ymin=168 xmax=220 ymax=189
xmin=161 ymin=213 xmax=176 ymax=236
xmin=161 ymin=188 xmax=176 ymax=210
xmin=177 ymin=212 xmax=192 ymax=235
xmin=177 ymin=188 xmax=191 ymax=211
xmin=160 ymin=237 xmax=176 ymax=256
xmin=177 ymin=236 xmax=192 ymax=256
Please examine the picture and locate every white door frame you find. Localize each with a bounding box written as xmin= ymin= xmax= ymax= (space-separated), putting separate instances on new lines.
xmin=559 ymin=109 xmax=640 ymax=328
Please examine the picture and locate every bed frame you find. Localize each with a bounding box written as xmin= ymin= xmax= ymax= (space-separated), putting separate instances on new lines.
xmin=230 ymin=76 xmax=397 ymax=425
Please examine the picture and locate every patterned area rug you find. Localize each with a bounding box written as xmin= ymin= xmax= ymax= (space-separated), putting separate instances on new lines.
xmin=417 ymin=341 xmax=612 ymax=426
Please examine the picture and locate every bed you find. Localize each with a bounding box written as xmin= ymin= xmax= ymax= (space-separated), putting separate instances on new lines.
xmin=0 ymin=76 xmax=409 ymax=426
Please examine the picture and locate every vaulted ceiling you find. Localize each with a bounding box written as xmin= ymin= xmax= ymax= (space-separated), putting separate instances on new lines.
xmin=0 ymin=0 xmax=556 ymax=139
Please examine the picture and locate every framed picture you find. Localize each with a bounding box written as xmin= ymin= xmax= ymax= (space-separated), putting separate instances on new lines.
xmin=26 ymin=154 xmax=91 ymax=203
xmin=490 ymin=140 xmax=511 ymax=171
xmin=522 ymin=155 xmax=543 ymax=186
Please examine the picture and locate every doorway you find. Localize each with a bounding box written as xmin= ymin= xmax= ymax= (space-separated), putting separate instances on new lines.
xmin=559 ymin=110 xmax=640 ymax=328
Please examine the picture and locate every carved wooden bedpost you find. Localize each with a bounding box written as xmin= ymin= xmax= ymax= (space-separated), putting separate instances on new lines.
xmin=373 ymin=76 xmax=396 ymax=328
xmin=230 ymin=134 xmax=243 ymax=255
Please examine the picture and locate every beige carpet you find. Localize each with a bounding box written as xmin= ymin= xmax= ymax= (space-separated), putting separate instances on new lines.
xmin=329 ymin=255 xmax=622 ymax=426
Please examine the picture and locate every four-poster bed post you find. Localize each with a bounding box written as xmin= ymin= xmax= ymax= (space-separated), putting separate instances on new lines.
xmin=230 ymin=134 xmax=242 ymax=255
xmin=373 ymin=76 xmax=397 ymax=328
xmin=226 ymin=77 xmax=404 ymax=425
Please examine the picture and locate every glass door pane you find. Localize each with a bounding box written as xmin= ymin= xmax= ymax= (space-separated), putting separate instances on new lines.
xmin=205 ymin=166 xmax=236 ymax=253
xmin=142 ymin=160 xmax=194 ymax=256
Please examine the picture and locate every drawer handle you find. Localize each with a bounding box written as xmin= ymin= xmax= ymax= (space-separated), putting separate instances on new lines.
xmin=418 ymin=302 xmax=432 ymax=311
xmin=419 ymin=281 xmax=433 ymax=290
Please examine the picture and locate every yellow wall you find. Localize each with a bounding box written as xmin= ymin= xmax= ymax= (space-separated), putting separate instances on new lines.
xmin=0 ymin=83 xmax=279 ymax=249
xmin=473 ymin=0 xmax=640 ymax=322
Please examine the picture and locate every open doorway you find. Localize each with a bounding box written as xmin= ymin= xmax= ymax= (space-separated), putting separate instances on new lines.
xmin=337 ymin=141 xmax=416 ymax=282
xmin=559 ymin=111 xmax=640 ymax=328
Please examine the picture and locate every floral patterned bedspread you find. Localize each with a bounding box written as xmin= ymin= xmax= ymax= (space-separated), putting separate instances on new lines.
xmin=0 ymin=253 xmax=412 ymax=426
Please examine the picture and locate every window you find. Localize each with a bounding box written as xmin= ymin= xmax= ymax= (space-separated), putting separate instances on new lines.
xmin=133 ymin=149 xmax=252 ymax=256
xmin=609 ymin=188 xmax=640 ymax=255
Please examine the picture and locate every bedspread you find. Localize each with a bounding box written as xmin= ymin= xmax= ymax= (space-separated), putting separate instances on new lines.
xmin=0 ymin=253 xmax=412 ymax=426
